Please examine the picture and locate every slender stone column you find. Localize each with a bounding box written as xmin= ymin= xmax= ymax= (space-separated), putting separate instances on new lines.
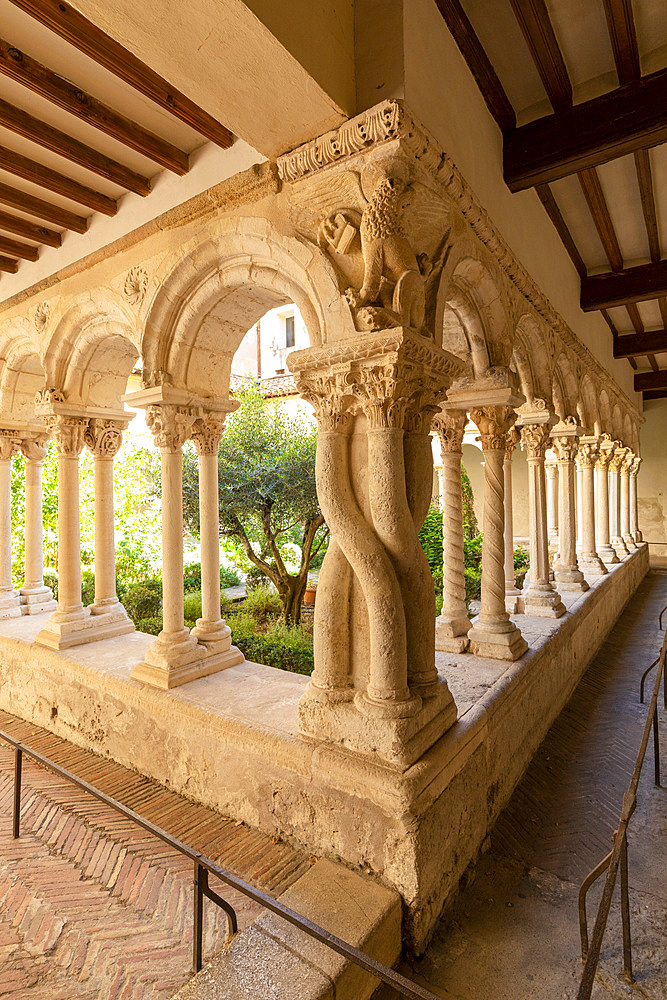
xmin=0 ymin=431 xmax=22 ymax=619
xmin=190 ymin=413 xmax=243 ymax=667
xmin=467 ymin=406 xmax=527 ymax=660
xmin=609 ymin=447 xmax=630 ymax=558
xmin=620 ymin=452 xmax=637 ymax=550
xmin=629 ymin=456 xmax=642 ymax=543
xmin=433 ymin=409 xmax=472 ymax=651
xmin=595 ymin=437 xmax=619 ymax=565
xmin=546 ymin=456 xmax=559 ymax=543
xmin=504 ymin=428 xmax=522 ymax=614
xmin=82 ymin=419 xmax=135 ymax=634
xmin=551 ymin=423 xmax=588 ymax=593
xmin=519 ymin=422 xmax=565 ymax=617
xmin=19 ymin=435 xmax=57 ymax=614
xmin=578 ymin=438 xmax=607 ymax=576
xmin=576 ymin=463 xmax=583 ymax=552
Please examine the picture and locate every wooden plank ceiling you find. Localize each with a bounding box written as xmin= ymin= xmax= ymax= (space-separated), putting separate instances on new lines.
xmin=0 ymin=0 xmax=234 ymax=278
xmin=436 ymin=0 xmax=667 ymax=404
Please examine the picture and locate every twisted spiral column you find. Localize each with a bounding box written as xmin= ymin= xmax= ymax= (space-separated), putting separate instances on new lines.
xmin=433 ymin=410 xmax=471 ymax=652
xmin=467 ymin=407 xmax=527 ymax=661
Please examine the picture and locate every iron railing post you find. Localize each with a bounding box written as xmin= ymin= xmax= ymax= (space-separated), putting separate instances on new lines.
xmin=193 ymin=862 xmax=204 ymax=974
xmin=619 ymin=833 xmax=633 ymax=984
xmin=12 ymin=746 xmax=22 ymax=839
xmin=653 ymin=706 xmax=661 ymax=787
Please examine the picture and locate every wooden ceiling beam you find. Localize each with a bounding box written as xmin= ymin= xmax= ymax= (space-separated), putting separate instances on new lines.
xmin=503 ymin=68 xmax=667 ymax=191
xmin=536 ymin=183 xmax=586 ymax=277
xmin=0 ymin=98 xmax=150 ymax=196
xmin=642 ymin=388 xmax=667 ymax=401
xmin=581 ymin=260 xmax=667 ymax=311
xmin=8 ymin=0 xmax=235 ymax=149
xmin=578 ymin=168 xmax=623 ymax=271
xmin=0 ymin=235 xmax=38 ymax=261
xmin=509 ymin=0 xmax=571 ymax=110
xmin=0 ymin=39 xmax=189 ymax=175
xmin=635 ymin=370 xmax=667 ymax=392
xmin=602 ymin=0 xmax=640 ymax=84
xmin=0 ymin=208 xmax=61 ymax=246
xmin=433 ymin=0 xmax=516 ymax=130
xmin=0 ymin=180 xmax=87 ymax=232
xmin=0 ymin=147 xmax=116 ymax=215
xmin=614 ymin=329 xmax=667 ymax=358
xmin=0 ymin=256 xmax=19 ymax=273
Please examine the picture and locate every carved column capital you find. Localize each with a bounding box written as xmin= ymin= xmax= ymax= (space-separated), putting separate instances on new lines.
xmin=432 ymin=409 xmax=466 ymax=452
xmin=595 ymin=445 xmax=615 ymax=472
xmin=629 ymin=456 xmax=642 ymax=478
xmin=191 ymin=413 xmax=227 ymax=456
xmin=84 ymin=418 xmax=124 ymax=459
xmin=545 ymin=458 xmax=558 ymax=479
xmin=608 ymin=447 xmax=628 ymax=474
xmin=145 ymin=404 xmax=194 ymax=452
xmin=0 ymin=429 xmax=22 ymax=461
xmin=577 ymin=441 xmax=599 ymax=469
xmin=469 ymin=405 xmax=517 ymax=451
xmin=19 ymin=434 xmax=50 ymax=463
xmin=551 ymin=435 xmax=579 ymax=463
xmin=296 ymin=371 xmax=354 ymax=433
xmin=519 ymin=422 xmax=551 ymax=460
xmin=45 ymin=415 xmax=87 ymax=457
xmin=504 ymin=426 xmax=520 ymax=460
xmin=620 ymin=451 xmax=635 ymax=475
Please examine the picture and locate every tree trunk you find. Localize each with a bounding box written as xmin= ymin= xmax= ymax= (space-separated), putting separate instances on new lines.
xmin=283 ymin=574 xmax=308 ymax=626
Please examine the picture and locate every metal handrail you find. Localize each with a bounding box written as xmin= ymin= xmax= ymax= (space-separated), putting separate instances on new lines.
xmin=639 ymin=603 xmax=667 ymax=706
xmin=0 ymin=728 xmax=440 ymax=1000
xmin=577 ymin=629 xmax=665 ymax=998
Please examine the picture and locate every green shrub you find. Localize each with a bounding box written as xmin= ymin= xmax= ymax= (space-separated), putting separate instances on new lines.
xmin=464 ymin=533 xmax=483 ymax=570
xmin=183 ymin=562 xmax=201 ymax=593
xmin=461 ymin=465 xmax=478 ymax=539
xmin=226 ymin=610 xmax=259 ymax=639
xmin=81 ymin=569 xmax=95 ymax=605
xmin=242 ymin=584 xmax=282 ymax=621
xmin=183 ymin=590 xmax=203 ymax=622
xmin=464 ymin=568 xmax=482 ymax=603
xmin=244 ymin=566 xmax=266 ymax=591
xmin=44 ymin=571 xmax=58 ymax=602
xmin=513 ymin=544 xmax=529 ymax=570
xmin=136 ymin=616 xmax=163 ymax=636
xmin=220 ymin=565 xmax=241 ymax=588
xmin=123 ymin=582 xmax=162 ymax=622
xmin=229 ymin=615 xmax=313 ymax=674
xmin=418 ymin=504 xmax=443 ymax=592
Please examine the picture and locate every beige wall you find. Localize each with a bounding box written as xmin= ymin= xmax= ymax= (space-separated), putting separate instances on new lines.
xmin=637 ymin=400 xmax=667 ymax=563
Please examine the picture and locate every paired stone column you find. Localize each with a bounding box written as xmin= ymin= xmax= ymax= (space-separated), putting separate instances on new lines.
xmin=576 ymin=462 xmax=584 ymax=552
xmin=595 ymin=436 xmax=619 ymax=566
xmin=82 ymin=419 xmax=135 ymax=633
xmin=629 ymin=456 xmax=642 ymax=543
xmin=551 ymin=421 xmax=588 ymax=593
xmin=466 ymin=405 xmax=527 ymax=660
xmin=433 ymin=409 xmax=472 ymax=651
xmin=577 ymin=438 xmax=608 ymax=577
xmin=504 ymin=428 xmax=522 ymax=614
xmin=620 ymin=451 xmax=637 ymax=550
xmin=546 ymin=456 xmax=559 ymax=543
xmin=293 ymin=328 xmax=463 ymax=766
xmin=19 ymin=434 xmax=57 ymax=615
xmin=0 ymin=431 xmax=22 ymax=619
xmin=518 ymin=419 xmax=565 ymax=617
xmin=190 ymin=413 xmax=243 ymax=666
xmin=609 ymin=446 xmax=630 ymax=559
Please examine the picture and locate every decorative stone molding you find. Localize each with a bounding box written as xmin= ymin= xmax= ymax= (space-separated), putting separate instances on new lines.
xmin=123 ymin=266 xmax=148 ymax=306
xmin=432 ymin=409 xmax=466 ymax=452
xmin=84 ymin=419 xmax=124 ymax=459
xmin=45 ymin=415 xmax=87 ymax=457
xmin=35 ymin=387 xmax=66 ymax=408
xmin=33 ymin=301 xmax=50 ymax=333
xmin=0 ymin=430 xmax=22 ymax=461
xmin=551 ymin=435 xmax=579 ymax=463
xmin=191 ymin=413 xmax=227 ymax=456
xmin=145 ymin=405 xmax=194 ymax=452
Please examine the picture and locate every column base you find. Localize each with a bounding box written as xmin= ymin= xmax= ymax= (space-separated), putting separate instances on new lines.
xmin=36 ymin=604 xmax=135 ymax=649
xmin=435 ymin=614 xmax=471 ymax=653
xmin=298 ymin=676 xmax=456 ymax=768
xmin=580 ymin=553 xmax=609 ymax=576
xmin=522 ymin=584 xmax=566 ymax=618
xmin=131 ymin=628 xmax=242 ymax=689
xmin=634 ymin=531 xmax=643 ymax=543
xmin=612 ymin=537 xmax=630 ymax=559
xmin=20 ymin=585 xmax=57 ymax=615
xmin=622 ymin=534 xmax=637 ymax=550
xmin=0 ymin=589 xmax=22 ymax=620
xmin=597 ymin=544 xmax=619 ymax=565
xmin=468 ymin=617 xmax=528 ymax=661
xmin=554 ymin=565 xmax=590 ymax=592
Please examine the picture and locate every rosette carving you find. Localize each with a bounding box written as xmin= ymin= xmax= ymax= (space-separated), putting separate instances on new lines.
xmin=123 ymin=266 xmax=148 ymax=306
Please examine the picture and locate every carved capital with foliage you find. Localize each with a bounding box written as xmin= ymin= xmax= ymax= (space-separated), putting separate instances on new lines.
xmin=551 ymin=435 xmax=578 ymax=464
xmin=469 ymin=405 xmax=517 ymax=451
xmin=432 ymin=409 xmax=466 ymax=453
xmin=191 ymin=413 xmax=227 ymax=456
xmin=145 ymin=405 xmax=194 ymax=452
xmin=45 ymin=415 xmax=87 ymax=457
xmin=84 ymin=419 xmax=124 ymax=459
xmin=577 ymin=441 xmax=599 ymax=469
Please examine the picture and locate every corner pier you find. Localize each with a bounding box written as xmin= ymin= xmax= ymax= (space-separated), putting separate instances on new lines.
xmin=0 ymin=545 xmax=649 ymax=951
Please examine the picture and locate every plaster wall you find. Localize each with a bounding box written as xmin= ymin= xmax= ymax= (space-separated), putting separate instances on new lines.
xmin=637 ymin=399 xmax=667 ymax=565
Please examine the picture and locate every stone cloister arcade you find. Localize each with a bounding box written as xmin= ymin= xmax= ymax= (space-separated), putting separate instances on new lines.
xmin=0 ymin=103 xmax=648 ymax=949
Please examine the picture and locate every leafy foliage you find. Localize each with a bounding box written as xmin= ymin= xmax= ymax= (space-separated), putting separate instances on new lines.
xmin=418 ymin=504 xmax=443 ymax=593
xmin=461 ymin=464 xmax=478 ymax=539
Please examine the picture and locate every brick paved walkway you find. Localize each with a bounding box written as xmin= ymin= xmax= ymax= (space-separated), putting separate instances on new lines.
xmin=0 ymin=710 xmax=310 ymax=999
xmin=379 ymin=569 xmax=667 ymax=1000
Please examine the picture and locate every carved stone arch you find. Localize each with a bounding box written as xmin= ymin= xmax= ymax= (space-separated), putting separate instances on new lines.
xmin=553 ymin=351 xmax=579 ymax=421
xmin=141 ymin=217 xmax=355 ymax=395
xmin=0 ymin=318 xmax=45 ymax=421
xmin=622 ymin=412 xmax=634 ymax=451
xmin=512 ymin=314 xmax=553 ymax=407
xmin=611 ymin=403 xmax=624 ymax=442
xmin=599 ymin=388 xmax=612 ymax=436
xmin=578 ymin=373 xmax=601 ymax=436
xmin=42 ymin=293 xmax=139 ymax=409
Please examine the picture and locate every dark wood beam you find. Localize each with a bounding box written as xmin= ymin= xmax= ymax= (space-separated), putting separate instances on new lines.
xmin=635 ymin=370 xmax=667 ymax=392
xmin=536 ymin=183 xmax=586 ymax=277
xmin=0 ymin=98 xmax=150 ymax=196
xmin=509 ymin=0 xmax=571 ymax=110
xmin=8 ymin=0 xmax=235 ymax=149
xmin=582 ymin=259 xmax=667 ymax=310
xmin=504 ymin=68 xmax=667 ymax=191
xmin=602 ymin=0 xmax=640 ymax=84
xmin=0 ymin=181 xmax=87 ymax=233
xmin=0 ymin=209 xmax=61 ymax=247
xmin=634 ymin=149 xmax=661 ymax=262
xmin=578 ymin=168 xmax=623 ymax=271
xmin=0 ymin=235 xmax=38 ymax=261
xmin=659 ymin=298 xmax=667 ymax=328
xmin=0 ymin=147 xmax=116 ymax=216
xmin=433 ymin=0 xmax=516 ymax=131
xmin=0 ymin=39 xmax=189 ymax=174
xmin=643 ymin=388 xmax=667 ymax=401
xmin=0 ymin=256 xmax=19 ymax=273
xmin=626 ymin=302 xmax=644 ymax=333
